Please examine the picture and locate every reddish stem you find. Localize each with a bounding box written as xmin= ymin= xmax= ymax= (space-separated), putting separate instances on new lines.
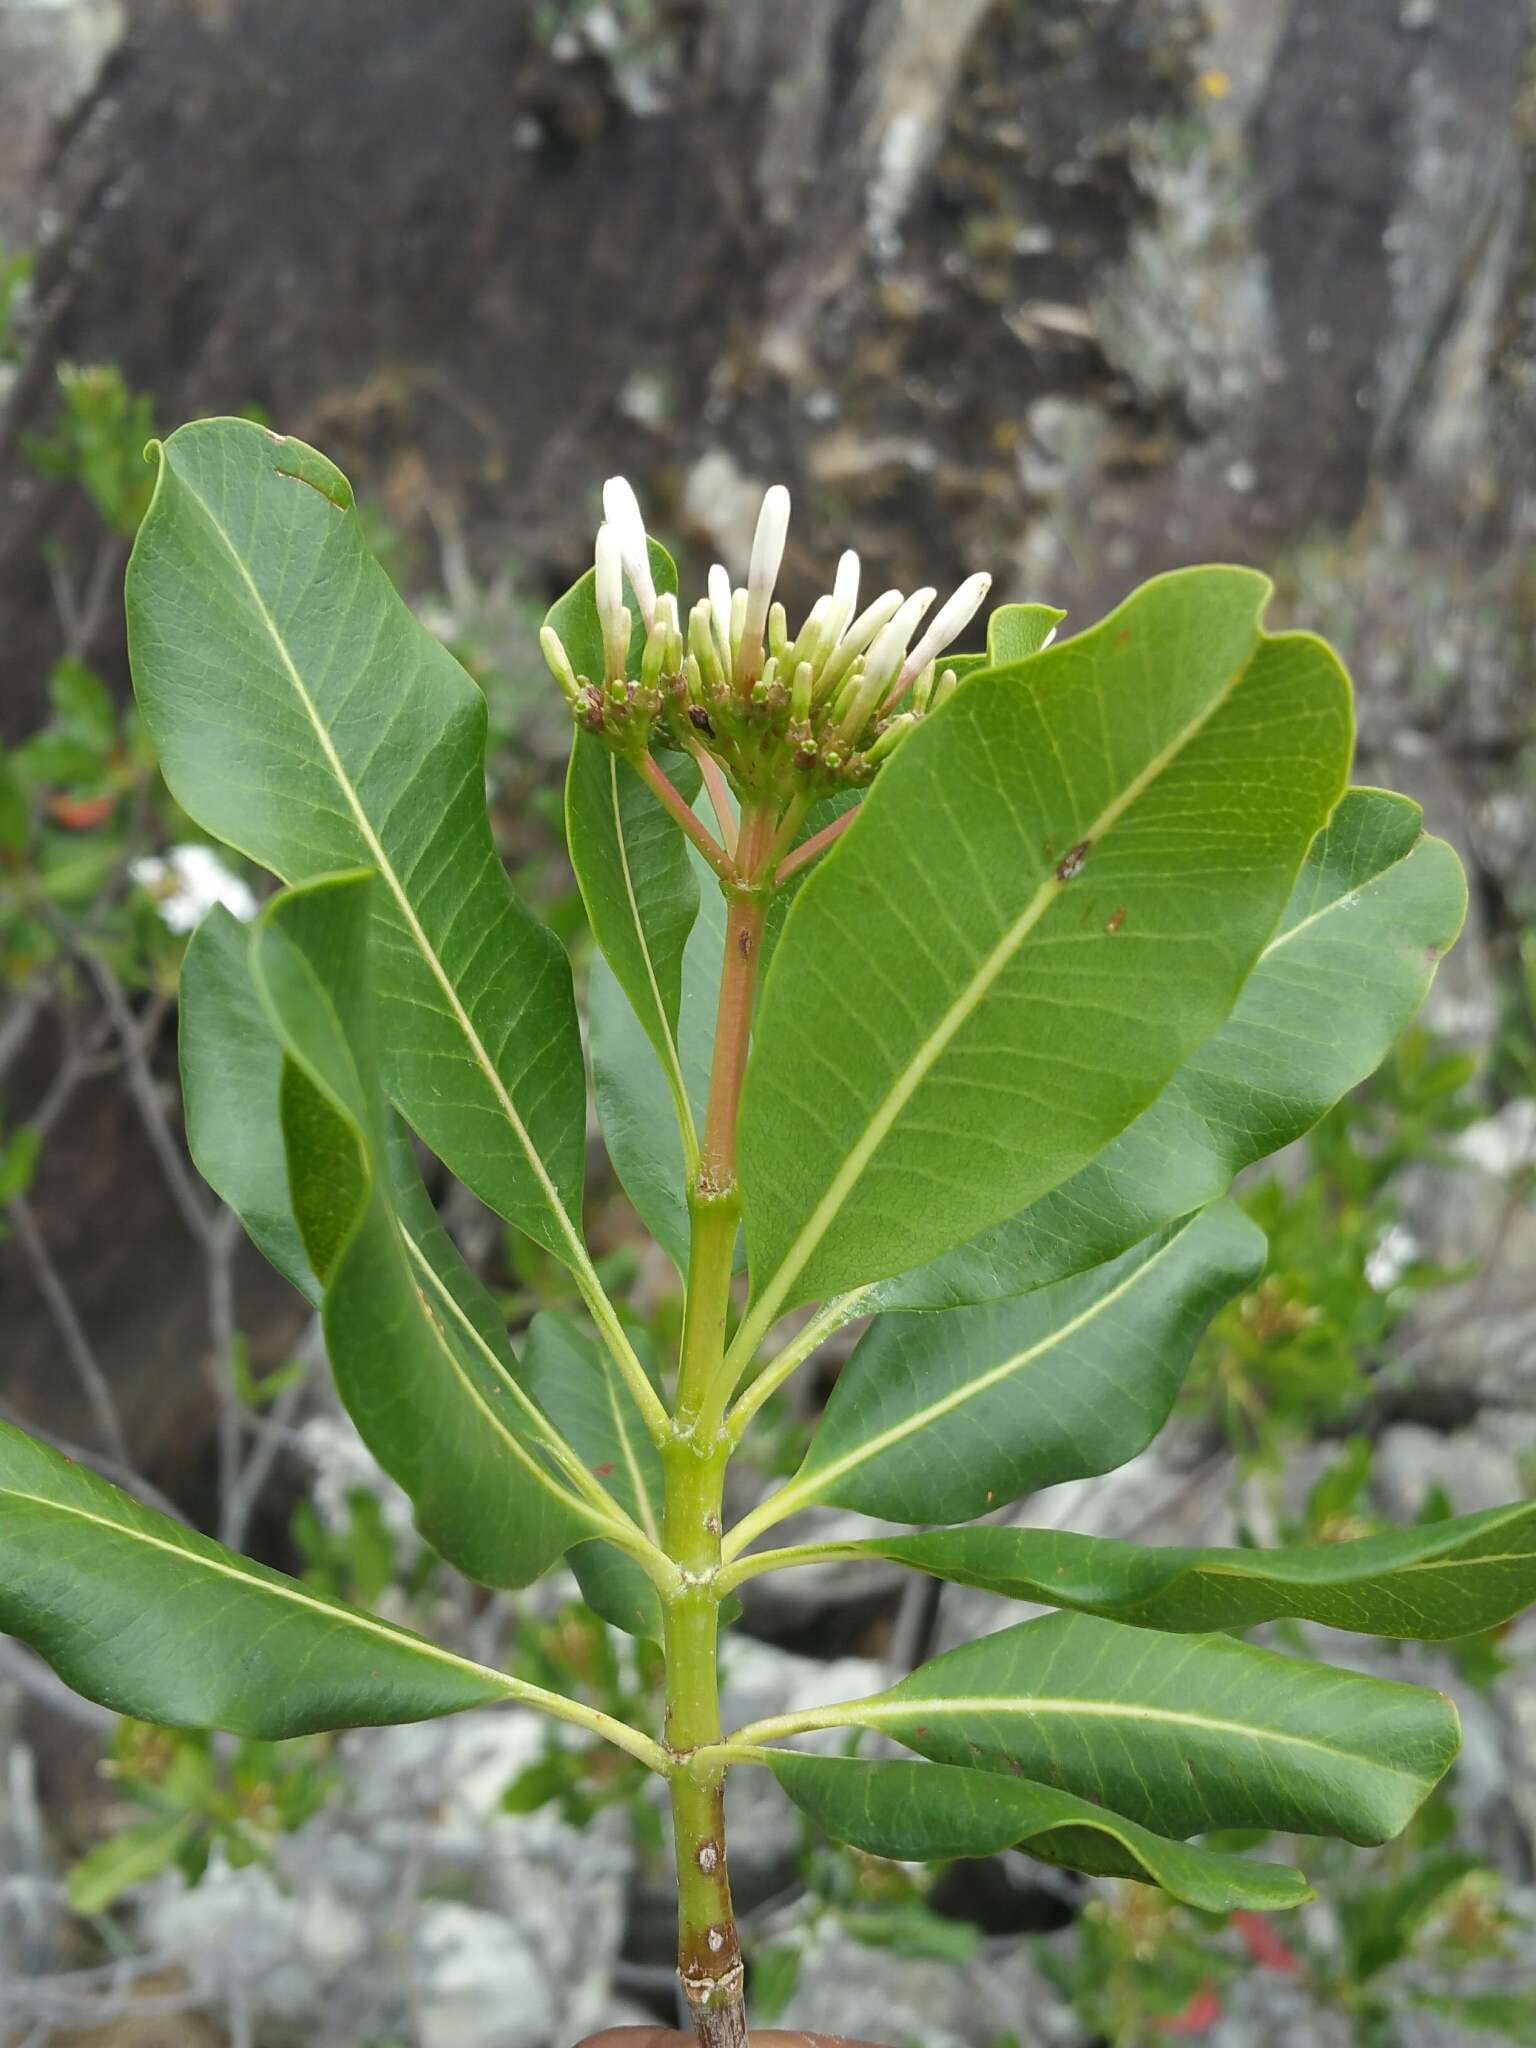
xmin=773 ymin=803 xmax=858 ymax=885
xmin=638 ymin=752 xmax=735 ymax=884
xmin=698 ymin=802 xmax=777 ymax=1192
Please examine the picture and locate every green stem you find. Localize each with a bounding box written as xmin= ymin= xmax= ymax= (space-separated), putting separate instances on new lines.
xmin=658 ymin=796 xmax=781 ymax=2045
xmin=716 ymin=1538 xmax=877 ymax=1597
xmin=724 ymin=1288 xmax=870 ymax=1450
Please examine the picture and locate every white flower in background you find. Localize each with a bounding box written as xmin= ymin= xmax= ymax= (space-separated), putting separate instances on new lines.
xmin=130 ymin=844 xmax=258 ymax=933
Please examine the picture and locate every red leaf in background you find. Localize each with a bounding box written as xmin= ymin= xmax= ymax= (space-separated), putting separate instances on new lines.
xmin=46 ymin=793 xmax=115 ymax=830
xmin=1156 ymin=1981 xmax=1222 ymax=2035
xmin=1234 ymin=1911 xmax=1302 ymax=1973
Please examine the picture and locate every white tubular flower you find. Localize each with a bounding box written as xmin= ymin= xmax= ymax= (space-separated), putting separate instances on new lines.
xmin=738 ymin=484 xmax=791 ymax=686
xmin=860 ymin=586 xmax=936 ymax=704
xmin=894 ymin=571 xmax=992 ymax=700
xmin=595 ymin=522 xmax=624 ymax=623
xmin=595 ymin=523 xmax=629 ymax=683
xmin=708 ymin=564 xmax=734 ymax=660
xmin=602 ymin=475 xmax=657 ymax=630
xmin=828 ymin=548 xmax=861 ymax=640
xmin=540 ymin=625 xmax=583 ymax=707
xmin=818 ymin=588 xmax=905 ymax=696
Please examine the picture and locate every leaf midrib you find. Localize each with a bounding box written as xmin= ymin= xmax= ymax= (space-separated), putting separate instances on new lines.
xmin=1 ymin=1483 xmax=513 ymax=1691
xmin=768 ymin=1219 xmax=1196 ymax=1527
xmin=852 ymin=1692 xmax=1429 ymax=1785
xmin=172 ymin=464 xmax=582 ymax=1264
xmin=748 ymin=641 xmax=1260 ymax=1328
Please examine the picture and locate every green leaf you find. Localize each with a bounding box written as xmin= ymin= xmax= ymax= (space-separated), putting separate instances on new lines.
xmin=944 ymin=602 xmax=1067 ymax=683
xmin=0 ymin=1122 xmax=40 ymax=1205
xmin=1412 ymin=1993 xmax=1536 ymax=2046
xmin=590 ymin=843 xmax=739 ymax=1273
xmin=878 ymin=787 xmax=1465 ymax=1309
xmin=67 ymin=1812 xmax=202 ymax=1914
xmin=771 ymin=1202 xmax=1262 ymax=1526
xmin=740 ymin=566 xmax=1351 ymax=1317
xmin=520 ymin=1311 xmax=666 ymax=1638
xmin=250 ymin=870 xmax=586 ymax=1588
xmin=567 ymin=734 xmax=699 ymax=1162
xmin=841 ymin=1501 xmax=1536 ymax=1638
xmin=180 ymin=904 xmax=322 ymax=1306
xmin=0 ymin=1418 xmax=517 ymax=1735
xmin=127 ymin=418 xmax=587 ymax=1266
xmin=767 ymin=1753 xmax=1312 ymax=1913
xmin=840 ymin=1611 xmax=1458 ymax=1845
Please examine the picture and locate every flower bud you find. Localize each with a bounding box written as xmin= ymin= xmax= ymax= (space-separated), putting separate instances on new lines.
xmin=738 ymin=484 xmax=790 ymax=686
xmin=768 ymin=601 xmax=789 ymax=662
xmin=931 ymin=666 xmax=959 ymax=711
xmin=830 ymin=549 xmax=861 ymax=638
xmin=602 ymin=475 xmax=657 ymax=631
xmin=708 ymin=564 xmax=733 ymax=658
xmin=791 ymin=659 xmax=814 ymax=725
xmin=865 ymin=712 xmax=917 ymax=764
xmin=819 ymin=589 xmax=905 ymax=697
xmin=860 ymin=586 xmax=936 ymax=707
xmin=892 ymin=571 xmax=991 ymax=705
xmin=540 ymin=626 xmax=584 ymax=708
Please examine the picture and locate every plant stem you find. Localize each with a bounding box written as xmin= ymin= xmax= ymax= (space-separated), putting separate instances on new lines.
xmin=773 ymin=800 xmax=858 ymax=884
xmin=659 ymin=796 xmax=781 ymax=2045
xmin=662 ymin=1432 xmax=744 ymax=2046
xmin=639 ymin=750 xmax=737 ymax=885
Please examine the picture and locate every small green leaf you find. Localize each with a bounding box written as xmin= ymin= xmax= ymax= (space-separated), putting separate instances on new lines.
xmin=879 ymin=787 xmax=1465 ymax=1309
xmin=127 ymin=419 xmax=588 ymax=1267
xmin=251 ymin=871 xmax=586 ymax=1588
xmin=844 ymin=1611 xmax=1458 ymax=1845
xmin=67 ymin=1812 xmax=203 ymax=1915
xmin=567 ymin=733 xmax=698 ymax=1151
xmin=589 ymin=842 xmax=726 ymax=1270
xmin=843 ymin=1501 xmax=1536 ymax=1638
xmin=0 ymin=1123 xmax=41 ymax=1206
xmin=520 ymin=1311 xmax=666 ymax=1638
xmin=767 ymin=1754 xmax=1311 ymax=1913
xmin=180 ymin=904 xmax=322 ymax=1305
xmin=740 ymin=567 xmax=1351 ymax=1318
xmin=0 ymin=1419 xmax=516 ymax=1735
xmin=776 ymin=1203 xmax=1262 ymax=1526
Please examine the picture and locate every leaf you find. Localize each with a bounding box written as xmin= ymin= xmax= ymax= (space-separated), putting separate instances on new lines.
xmin=567 ymin=734 xmax=700 ymax=1162
xmin=840 ymin=1501 xmax=1536 ymax=1639
xmin=879 ymin=787 xmax=1466 ymax=1309
xmin=740 ymin=567 xmax=1352 ymax=1318
xmin=1412 ymin=1993 xmax=1536 ymax=2046
xmin=67 ymin=1812 xmax=202 ymax=1914
xmin=768 ymin=1203 xmax=1262 ymax=1527
xmin=767 ymin=1753 xmax=1312 ymax=1913
xmin=0 ymin=1418 xmax=517 ymax=1736
xmin=520 ymin=1311 xmax=666 ymax=1638
xmin=127 ymin=418 xmax=587 ymax=1266
xmin=589 ymin=844 xmax=728 ymax=1271
xmin=945 ymin=602 xmax=1067 ymax=683
xmin=841 ymin=1611 xmax=1458 ymax=1845
xmin=250 ymin=870 xmax=586 ymax=1588
xmin=179 ymin=904 xmax=322 ymax=1305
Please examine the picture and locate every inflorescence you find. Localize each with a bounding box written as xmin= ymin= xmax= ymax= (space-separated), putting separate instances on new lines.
xmin=540 ymin=477 xmax=993 ymax=801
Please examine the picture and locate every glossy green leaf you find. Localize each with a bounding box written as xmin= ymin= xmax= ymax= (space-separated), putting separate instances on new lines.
xmin=250 ymin=871 xmax=587 ymax=1588
xmin=839 ymin=1502 xmax=1536 ymax=1638
xmin=589 ymin=843 xmax=727 ymax=1271
xmin=127 ymin=418 xmax=587 ymax=1265
xmin=740 ymin=566 xmax=1352 ymax=1318
xmin=879 ymin=786 xmax=1467 ymax=1309
xmin=520 ymin=1310 xmax=666 ymax=1638
xmin=841 ymin=1611 xmax=1458 ymax=1845
xmin=767 ymin=1753 xmax=1311 ymax=1912
xmin=0 ymin=1418 xmax=516 ymax=1736
xmin=567 ymin=734 xmax=699 ymax=1163
xmin=179 ymin=904 xmax=322 ymax=1306
xmin=769 ymin=1202 xmax=1262 ymax=1527
xmin=945 ymin=601 xmax=1067 ymax=683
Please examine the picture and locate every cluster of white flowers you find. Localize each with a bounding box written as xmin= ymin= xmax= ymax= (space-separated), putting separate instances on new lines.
xmin=539 ymin=476 xmax=993 ymax=789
